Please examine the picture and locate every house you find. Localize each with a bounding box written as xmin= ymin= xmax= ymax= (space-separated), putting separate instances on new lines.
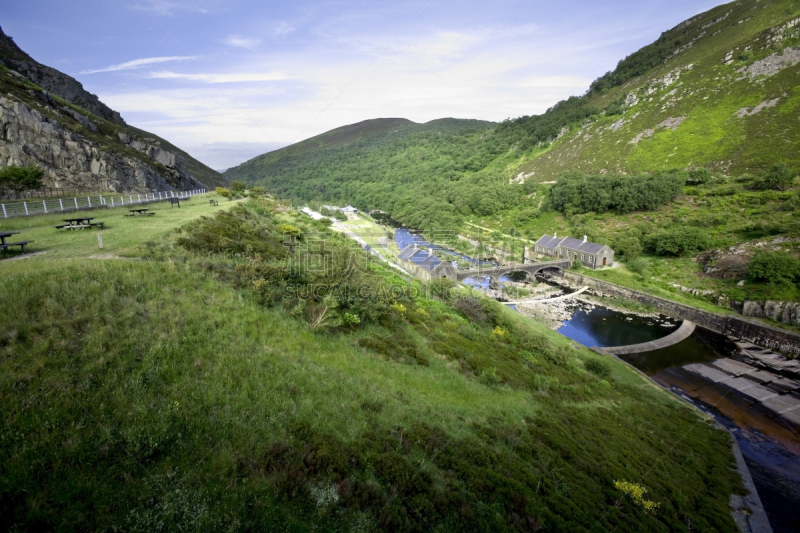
xmin=341 ymin=205 xmax=359 ymax=214
xmin=532 ymin=233 xmax=614 ymax=269
xmin=396 ymin=244 xmax=457 ymax=281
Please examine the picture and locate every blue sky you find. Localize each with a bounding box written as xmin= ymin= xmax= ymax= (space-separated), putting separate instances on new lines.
xmin=3 ymin=0 xmax=722 ymax=170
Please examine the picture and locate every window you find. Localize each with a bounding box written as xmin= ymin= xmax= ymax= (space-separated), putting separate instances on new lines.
xmin=581 ymin=254 xmax=585 ymax=261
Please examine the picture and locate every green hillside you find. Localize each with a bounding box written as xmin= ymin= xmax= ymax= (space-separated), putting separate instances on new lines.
xmin=0 ymin=197 xmax=742 ymax=531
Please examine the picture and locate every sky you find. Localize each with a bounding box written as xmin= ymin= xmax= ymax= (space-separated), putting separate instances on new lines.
xmin=2 ymin=0 xmax=722 ymax=171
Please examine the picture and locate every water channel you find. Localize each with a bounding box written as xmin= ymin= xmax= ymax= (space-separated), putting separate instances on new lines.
xmin=382 ymin=217 xmax=800 ymax=531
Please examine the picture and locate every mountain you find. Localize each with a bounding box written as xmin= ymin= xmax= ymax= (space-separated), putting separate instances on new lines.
xmin=224 ymin=0 xmax=800 ymax=228
xmin=0 ymin=26 xmax=226 ymax=193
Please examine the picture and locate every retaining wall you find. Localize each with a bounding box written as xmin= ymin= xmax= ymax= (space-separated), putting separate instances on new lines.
xmin=560 ymin=271 xmax=800 ymax=355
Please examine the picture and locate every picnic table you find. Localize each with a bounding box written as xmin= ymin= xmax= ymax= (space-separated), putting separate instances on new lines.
xmin=0 ymin=230 xmax=33 ymax=253
xmin=56 ymin=217 xmax=105 ymax=230
xmin=127 ymin=208 xmax=155 ymax=216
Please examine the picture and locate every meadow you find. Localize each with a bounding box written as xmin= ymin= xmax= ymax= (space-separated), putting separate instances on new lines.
xmin=0 ymin=196 xmax=743 ymax=531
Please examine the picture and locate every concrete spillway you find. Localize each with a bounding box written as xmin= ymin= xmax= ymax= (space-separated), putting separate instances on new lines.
xmin=601 ymin=320 xmax=696 ymax=355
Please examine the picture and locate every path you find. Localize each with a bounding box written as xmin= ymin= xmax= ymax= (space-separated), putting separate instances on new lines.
xmin=502 ymin=286 xmax=589 ymax=305
xmin=601 ymin=320 xmax=696 ymax=355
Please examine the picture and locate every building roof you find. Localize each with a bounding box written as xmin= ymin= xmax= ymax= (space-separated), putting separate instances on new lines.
xmin=342 ymin=205 xmax=358 ymax=212
xmin=535 ymin=235 xmax=563 ymax=250
xmin=397 ymin=244 xmax=442 ymax=271
xmin=535 ymin=234 xmax=608 ymax=255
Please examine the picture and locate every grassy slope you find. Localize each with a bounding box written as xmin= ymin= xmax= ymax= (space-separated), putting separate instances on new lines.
xmin=515 ymin=0 xmax=800 ymax=180
xmin=0 ymin=199 xmax=742 ymax=531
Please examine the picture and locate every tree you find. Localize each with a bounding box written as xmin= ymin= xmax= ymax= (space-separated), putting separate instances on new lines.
xmin=757 ymin=164 xmax=796 ymax=192
xmin=647 ymin=227 xmax=711 ymax=256
xmin=746 ymin=250 xmax=800 ymax=284
xmin=248 ymin=186 xmax=267 ymax=197
xmin=0 ymin=165 xmax=45 ymax=193
xmin=230 ymin=180 xmax=247 ymax=193
xmin=614 ymin=235 xmax=642 ymax=261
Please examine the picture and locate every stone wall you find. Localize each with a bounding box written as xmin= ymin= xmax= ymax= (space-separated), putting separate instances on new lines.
xmin=561 ymin=271 xmax=800 ymax=355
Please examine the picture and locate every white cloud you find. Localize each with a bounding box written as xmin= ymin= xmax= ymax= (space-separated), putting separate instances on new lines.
xmin=149 ymin=70 xmax=295 ymax=83
xmin=81 ymin=56 xmax=196 ymax=74
xmin=223 ymin=34 xmax=261 ymax=49
xmin=274 ymin=22 xmax=295 ymax=37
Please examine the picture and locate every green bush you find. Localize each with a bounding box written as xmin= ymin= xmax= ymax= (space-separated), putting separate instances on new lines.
xmin=627 ymin=257 xmax=650 ymax=276
xmin=746 ymin=250 xmax=800 ymax=284
xmin=215 ymin=187 xmax=231 ymax=198
xmin=686 ymin=169 xmax=712 ymax=185
xmin=646 ymin=227 xmax=711 ymax=256
xmin=756 ymin=164 xmax=796 ymax=192
xmin=0 ymin=165 xmax=44 ymax=192
xmin=230 ymin=180 xmax=247 ymax=193
xmin=614 ymin=235 xmax=643 ymax=260
xmin=584 ymin=358 xmax=611 ymax=378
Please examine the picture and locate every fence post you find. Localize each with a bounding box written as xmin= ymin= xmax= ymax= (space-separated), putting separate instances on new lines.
xmin=59 ymin=199 xmax=64 ymax=211
xmin=74 ymin=198 xmax=79 ymax=209
xmin=43 ymin=200 xmax=47 ymax=213
xmin=24 ymin=202 xmax=28 ymax=215
xmin=138 ymin=194 xmax=141 ymax=202
xmin=129 ymin=195 xmax=132 ymax=203
xmin=88 ymin=197 xmax=91 ymax=208
xmin=111 ymin=198 xmax=114 ymax=207
xmin=120 ymin=196 xmax=123 ymax=205
xmin=2 ymin=204 xmax=6 ymax=218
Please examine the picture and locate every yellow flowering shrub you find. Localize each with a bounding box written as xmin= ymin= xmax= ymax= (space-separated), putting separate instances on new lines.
xmin=492 ymin=326 xmax=506 ymax=337
xmin=614 ymin=480 xmax=660 ymax=515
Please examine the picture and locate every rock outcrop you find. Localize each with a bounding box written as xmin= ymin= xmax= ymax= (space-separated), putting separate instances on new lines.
xmin=0 ymin=26 xmax=124 ymax=125
xmin=0 ymin=95 xmax=203 ymax=192
xmin=743 ymin=300 xmax=800 ymax=327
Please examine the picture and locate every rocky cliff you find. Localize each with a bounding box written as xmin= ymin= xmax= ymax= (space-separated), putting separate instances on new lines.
xmin=0 ymin=26 xmax=227 ymax=193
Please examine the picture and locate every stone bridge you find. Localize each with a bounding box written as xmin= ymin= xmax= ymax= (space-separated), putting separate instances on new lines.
xmin=455 ymin=260 xmax=572 ymax=287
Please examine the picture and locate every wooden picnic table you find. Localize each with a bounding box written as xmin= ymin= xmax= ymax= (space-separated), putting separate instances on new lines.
xmin=0 ymin=230 xmax=33 ymax=253
xmin=127 ymin=208 xmax=155 ymax=216
xmin=56 ymin=217 xmax=105 ymax=230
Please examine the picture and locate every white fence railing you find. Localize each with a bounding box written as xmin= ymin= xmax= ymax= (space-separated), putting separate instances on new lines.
xmin=0 ymin=189 xmax=206 ymax=218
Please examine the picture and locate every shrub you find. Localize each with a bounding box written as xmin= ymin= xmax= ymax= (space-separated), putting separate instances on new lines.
xmin=614 ymin=235 xmax=642 ymax=260
xmin=478 ymin=367 xmax=501 ymax=385
xmin=0 ymin=165 xmax=44 ymax=193
xmin=216 ymin=187 xmax=231 ymax=198
xmin=614 ymin=480 xmax=660 ymax=515
xmin=279 ymin=223 xmax=301 ymax=237
xmin=454 ymin=296 xmax=488 ymax=322
xmin=230 ymin=181 xmax=247 ymax=193
xmin=584 ymin=358 xmax=611 ymax=378
xmin=627 ymin=257 xmax=650 ymax=276
xmin=249 ymin=186 xmax=267 ymax=197
xmin=647 ymin=227 xmax=711 ymax=256
xmin=739 ymin=49 xmax=753 ymax=61
xmin=686 ymin=169 xmax=712 ymax=185
xmin=756 ymin=164 xmax=796 ymax=192
xmin=746 ymin=250 xmax=800 ymax=283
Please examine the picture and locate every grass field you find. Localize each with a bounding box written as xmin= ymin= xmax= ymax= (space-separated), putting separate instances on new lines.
xmin=0 ymin=197 xmax=743 ymax=531
xmin=0 ymin=193 xmax=242 ymax=268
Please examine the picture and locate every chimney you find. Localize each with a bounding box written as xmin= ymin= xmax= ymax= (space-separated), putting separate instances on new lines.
xmin=553 ymin=232 xmax=557 ymax=238
xmin=428 ymin=247 xmax=433 ymax=257
xmin=583 ymin=235 xmax=587 ymax=243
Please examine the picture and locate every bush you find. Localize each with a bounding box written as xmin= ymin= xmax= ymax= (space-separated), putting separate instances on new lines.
xmin=584 ymin=358 xmax=611 ymax=378
xmin=756 ymin=164 xmax=796 ymax=192
xmin=739 ymin=49 xmax=754 ymax=62
xmin=216 ymin=187 xmax=231 ymax=198
xmin=454 ymin=296 xmax=488 ymax=322
xmin=0 ymin=165 xmax=44 ymax=192
xmin=746 ymin=250 xmax=800 ymax=283
xmin=646 ymin=227 xmax=711 ymax=256
xmin=230 ymin=181 xmax=247 ymax=193
xmin=614 ymin=235 xmax=643 ymax=260
xmin=686 ymin=169 xmax=712 ymax=185
xmin=627 ymin=257 xmax=650 ymax=276
xmin=249 ymin=186 xmax=267 ymax=197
